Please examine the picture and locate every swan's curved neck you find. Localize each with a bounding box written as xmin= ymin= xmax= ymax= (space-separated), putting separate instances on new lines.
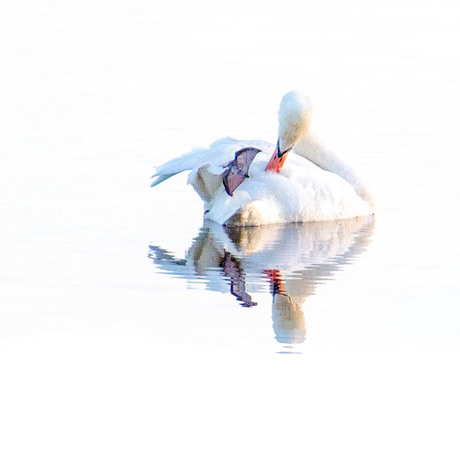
xmin=295 ymin=133 xmax=374 ymax=207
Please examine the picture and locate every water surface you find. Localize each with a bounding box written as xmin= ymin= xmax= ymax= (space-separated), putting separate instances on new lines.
xmin=1 ymin=0 xmax=459 ymax=458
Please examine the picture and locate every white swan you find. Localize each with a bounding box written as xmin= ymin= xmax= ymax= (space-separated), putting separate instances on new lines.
xmin=151 ymin=91 xmax=374 ymax=226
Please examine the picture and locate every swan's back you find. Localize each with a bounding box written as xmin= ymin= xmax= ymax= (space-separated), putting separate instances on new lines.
xmin=205 ymin=148 xmax=373 ymax=226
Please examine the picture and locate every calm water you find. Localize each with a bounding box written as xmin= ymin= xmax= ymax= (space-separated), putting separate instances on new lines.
xmin=1 ymin=0 xmax=459 ymax=458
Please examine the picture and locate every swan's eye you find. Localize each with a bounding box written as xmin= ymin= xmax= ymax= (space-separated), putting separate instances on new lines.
xmin=281 ymin=146 xmax=293 ymax=156
xmin=277 ymin=139 xmax=293 ymax=157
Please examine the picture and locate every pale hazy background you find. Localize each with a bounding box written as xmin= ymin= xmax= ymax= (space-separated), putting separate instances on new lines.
xmin=1 ymin=1 xmax=459 ymax=459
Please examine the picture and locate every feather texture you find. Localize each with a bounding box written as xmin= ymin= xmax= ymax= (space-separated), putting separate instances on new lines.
xmin=151 ymin=91 xmax=374 ymax=226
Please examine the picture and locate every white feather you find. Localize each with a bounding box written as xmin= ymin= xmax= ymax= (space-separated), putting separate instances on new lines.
xmin=151 ymin=91 xmax=374 ymax=226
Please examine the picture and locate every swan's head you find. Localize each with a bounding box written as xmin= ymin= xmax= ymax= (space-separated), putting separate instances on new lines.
xmin=266 ymin=91 xmax=313 ymax=173
xmin=278 ymin=91 xmax=313 ymax=152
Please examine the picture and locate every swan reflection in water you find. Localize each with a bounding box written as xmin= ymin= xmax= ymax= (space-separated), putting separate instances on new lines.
xmin=149 ymin=217 xmax=375 ymax=344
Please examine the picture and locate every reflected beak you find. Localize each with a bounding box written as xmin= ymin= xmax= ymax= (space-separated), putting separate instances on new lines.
xmin=265 ymin=140 xmax=291 ymax=173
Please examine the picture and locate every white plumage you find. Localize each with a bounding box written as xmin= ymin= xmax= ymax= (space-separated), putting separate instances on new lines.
xmin=151 ymin=91 xmax=374 ymax=226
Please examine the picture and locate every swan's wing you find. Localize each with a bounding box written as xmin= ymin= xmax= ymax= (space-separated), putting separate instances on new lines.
xmin=151 ymin=137 xmax=241 ymax=188
xmin=152 ymin=138 xmax=273 ymax=203
xmin=151 ymin=146 xmax=216 ymax=188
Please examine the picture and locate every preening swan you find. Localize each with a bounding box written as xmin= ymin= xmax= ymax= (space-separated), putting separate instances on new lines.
xmin=151 ymin=91 xmax=374 ymax=226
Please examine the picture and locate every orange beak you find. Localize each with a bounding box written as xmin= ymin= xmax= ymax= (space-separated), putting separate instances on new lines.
xmin=265 ymin=141 xmax=291 ymax=173
xmin=264 ymin=269 xmax=286 ymax=295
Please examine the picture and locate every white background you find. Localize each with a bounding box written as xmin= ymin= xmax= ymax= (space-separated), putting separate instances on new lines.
xmin=1 ymin=1 xmax=459 ymax=458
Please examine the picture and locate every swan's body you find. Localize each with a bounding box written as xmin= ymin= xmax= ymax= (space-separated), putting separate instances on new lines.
xmin=151 ymin=91 xmax=374 ymax=226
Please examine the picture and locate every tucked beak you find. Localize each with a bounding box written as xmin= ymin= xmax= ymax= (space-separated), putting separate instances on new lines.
xmin=265 ymin=139 xmax=292 ymax=173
